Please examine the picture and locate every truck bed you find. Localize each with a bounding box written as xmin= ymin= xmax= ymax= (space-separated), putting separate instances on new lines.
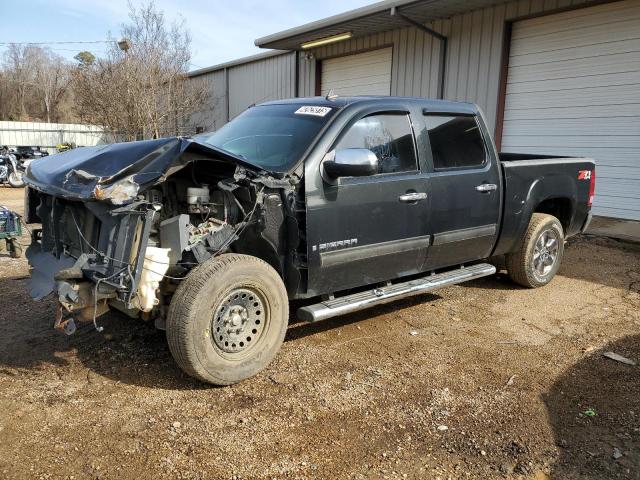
xmin=492 ymin=153 xmax=595 ymax=256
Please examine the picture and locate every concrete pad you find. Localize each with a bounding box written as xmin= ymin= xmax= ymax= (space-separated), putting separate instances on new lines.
xmin=586 ymin=215 xmax=640 ymax=243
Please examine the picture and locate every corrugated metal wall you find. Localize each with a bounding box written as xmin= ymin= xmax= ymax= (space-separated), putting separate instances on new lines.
xmin=188 ymin=52 xmax=296 ymax=132
xmin=0 ymin=121 xmax=109 ymax=153
xmin=228 ymin=52 xmax=296 ymax=119
xmin=188 ymin=70 xmax=228 ymax=133
xmin=300 ymin=0 xmax=594 ymax=133
xmin=190 ymin=0 xmax=599 ymax=134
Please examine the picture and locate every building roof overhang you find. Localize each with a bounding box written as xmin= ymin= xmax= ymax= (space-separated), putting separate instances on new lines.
xmin=255 ymin=0 xmax=509 ymax=51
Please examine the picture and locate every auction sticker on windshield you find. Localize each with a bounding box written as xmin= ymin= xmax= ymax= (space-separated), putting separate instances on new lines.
xmin=294 ymin=106 xmax=332 ymax=117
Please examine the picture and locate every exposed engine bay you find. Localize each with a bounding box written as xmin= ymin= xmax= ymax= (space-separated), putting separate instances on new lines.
xmin=24 ymin=138 xmax=304 ymax=335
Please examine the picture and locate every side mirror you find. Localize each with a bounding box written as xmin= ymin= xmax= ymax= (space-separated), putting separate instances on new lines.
xmin=322 ymin=148 xmax=379 ymax=180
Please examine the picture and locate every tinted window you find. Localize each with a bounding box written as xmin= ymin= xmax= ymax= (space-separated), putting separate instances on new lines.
xmin=335 ymin=113 xmax=417 ymax=174
xmin=202 ymin=104 xmax=337 ymax=172
xmin=424 ymin=115 xmax=486 ymax=170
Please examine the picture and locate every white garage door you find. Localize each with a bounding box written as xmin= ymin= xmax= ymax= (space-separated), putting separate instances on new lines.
xmin=501 ymin=0 xmax=640 ymax=220
xmin=320 ymin=47 xmax=392 ymax=97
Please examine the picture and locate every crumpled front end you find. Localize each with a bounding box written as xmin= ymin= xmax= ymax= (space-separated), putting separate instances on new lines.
xmin=24 ymin=136 xmax=299 ymax=334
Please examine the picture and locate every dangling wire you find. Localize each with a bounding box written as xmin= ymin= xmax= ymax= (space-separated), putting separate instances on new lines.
xmin=91 ymin=266 xmax=128 ymax=333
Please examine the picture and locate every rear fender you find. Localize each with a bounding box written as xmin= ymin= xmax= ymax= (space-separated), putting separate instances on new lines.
xmin=493 ymin=173 xmax=577 ymax=256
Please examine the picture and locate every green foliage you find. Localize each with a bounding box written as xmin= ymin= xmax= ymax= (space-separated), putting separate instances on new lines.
xmin=74 ymin=51 xmax=96 ymax=66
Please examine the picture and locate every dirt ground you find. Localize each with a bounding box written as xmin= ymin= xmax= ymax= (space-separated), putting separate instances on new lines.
xmin=0 ymin=185 xmax=638 ymax=480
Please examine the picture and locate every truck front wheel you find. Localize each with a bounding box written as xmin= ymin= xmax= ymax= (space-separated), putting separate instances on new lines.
xmin=166 ymin=254 xmax=289 ymax=385
xmin=506 ymin=213 xmax=564 ymax=288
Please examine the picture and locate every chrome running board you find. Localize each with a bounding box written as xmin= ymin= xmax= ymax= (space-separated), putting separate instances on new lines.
xmin=297 ymin=263 xmax=496 ymax=322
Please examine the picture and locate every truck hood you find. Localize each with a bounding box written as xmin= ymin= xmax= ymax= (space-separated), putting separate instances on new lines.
xmin=24 ymin=137 xmax=268 ymax=203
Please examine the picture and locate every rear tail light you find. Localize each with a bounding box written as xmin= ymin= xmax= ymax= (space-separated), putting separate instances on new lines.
xmin=588 ymin=169 xmax=596 ymax=207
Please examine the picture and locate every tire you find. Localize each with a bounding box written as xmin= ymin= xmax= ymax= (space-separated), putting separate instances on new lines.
xmin=9 ymin=239 xmax=22 ymax=258
xmin=506 ymin=213 xmax=564 ymax=288
xmin=8 ymin=171 xmax=24 ymax=188
xmin=166 ymin=254 xmax=289 ymax=385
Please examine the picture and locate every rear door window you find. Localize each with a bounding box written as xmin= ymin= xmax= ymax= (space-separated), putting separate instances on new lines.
xmin=424 ymin=115 xmax=486 ymax=170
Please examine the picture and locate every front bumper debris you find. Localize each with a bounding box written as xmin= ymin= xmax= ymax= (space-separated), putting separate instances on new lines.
xmin=26 ymin=196 xmax=158 ymax=333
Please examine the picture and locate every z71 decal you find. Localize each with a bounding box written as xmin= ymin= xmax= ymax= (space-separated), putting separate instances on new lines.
xmin=578 ymin=170 xmax=592 ymax=180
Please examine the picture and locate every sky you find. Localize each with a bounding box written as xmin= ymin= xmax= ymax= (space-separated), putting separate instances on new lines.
xmin=0 ymin=0 xmax=374 ymax=71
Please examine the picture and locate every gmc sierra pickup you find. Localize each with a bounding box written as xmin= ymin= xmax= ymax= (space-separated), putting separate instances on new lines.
xmin=24 ymin=96 xmax=595 ymax=385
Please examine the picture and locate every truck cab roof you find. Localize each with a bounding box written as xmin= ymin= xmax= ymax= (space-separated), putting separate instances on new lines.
xmin=260 ymin=96 xmax=480 ymax=115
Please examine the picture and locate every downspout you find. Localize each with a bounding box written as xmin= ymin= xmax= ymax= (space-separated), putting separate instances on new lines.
xmin=438 ymin=35 xmax=448 ymax=100
xmin=294 ymin=51 xmax=300 ymax=98
xmin=390 ymin=7 xmax=447 ymax=99
xmin=224 ymin=67 xmax=230 ymax=122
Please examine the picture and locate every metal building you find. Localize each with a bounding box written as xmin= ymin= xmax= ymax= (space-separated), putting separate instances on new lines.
xmin=189 ymin=0 xmax=640 ymax=221
xmin=0 ymin=121 xmax=109 ymax=154
xmin=188 ymin=51 xmax=297 ymax=132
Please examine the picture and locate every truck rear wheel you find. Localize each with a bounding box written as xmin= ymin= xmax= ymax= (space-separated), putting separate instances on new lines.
xmin=166 ymin=254 xmax=289 ymax=385
xmin=506 ymin=213 xmax=564 ymax=288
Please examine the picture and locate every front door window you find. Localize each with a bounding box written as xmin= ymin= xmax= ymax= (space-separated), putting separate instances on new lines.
xmin=335 ymin=113 xmax=418 ymax=175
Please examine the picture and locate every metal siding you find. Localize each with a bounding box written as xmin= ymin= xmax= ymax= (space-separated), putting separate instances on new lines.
xmin=228 ymin=52 xmax=296 ymax=119
xmin=182 ymin=0 xmax=640 ymax=219
xmin=190 ymin=0 xmax=636 ymax=172
xmin=0 ymin=121 xmax=109 ymax=153
xmin=299 ymin=0 xmax=601 ymax=132
xmin=187 ymin=69 xmax=227 ymax=133
xmin=502 ymin=0 xmax=640 ymax=220
xmin=187 ymin=52 xmax=295 ymax=130
xmin=298 ymin=51 xmax=314 ymax=97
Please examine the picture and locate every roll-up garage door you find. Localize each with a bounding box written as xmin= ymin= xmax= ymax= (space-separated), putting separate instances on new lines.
xmin=320 ymin=47 xmax=392 ymax=97
xmin=501 ymin=0 xmax=640 ymax=220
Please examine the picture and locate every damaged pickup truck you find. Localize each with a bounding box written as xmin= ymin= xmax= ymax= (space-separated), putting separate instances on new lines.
xmin=24 ymin=97 xmax=595 ymax=385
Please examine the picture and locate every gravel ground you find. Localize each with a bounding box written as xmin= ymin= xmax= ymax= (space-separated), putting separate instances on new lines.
xmin=0 ymin=185 xmax=639 ymax=480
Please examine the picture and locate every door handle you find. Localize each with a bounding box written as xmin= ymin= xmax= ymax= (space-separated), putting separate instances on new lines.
xmin=475 ymin=183 xmax=497 ymax=193
xmin=399 ymin=192 xmax=428 ymax=203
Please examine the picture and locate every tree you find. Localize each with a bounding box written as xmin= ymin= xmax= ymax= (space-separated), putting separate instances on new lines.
xmin=74 ymin=51 xmax=96 ymax=67
xmin=0 ymin=69 xmax=14 ymax=120
xmin=0 ymin=45 xmax=74 ymax=122
xmin=73 ymin=1 xmax=208 ymax=140
xmin=2 ymin=44 xmax=40 ymax=120
xmin=34 ymin=49 xmax=71 ymax=123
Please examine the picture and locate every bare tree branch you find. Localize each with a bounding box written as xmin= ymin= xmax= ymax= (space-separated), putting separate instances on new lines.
xmin=72 ymin=0 xmax=209 ymax=140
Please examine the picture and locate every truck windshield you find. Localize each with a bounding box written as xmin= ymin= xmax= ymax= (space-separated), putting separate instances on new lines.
xmin=201 ymin=104 xmax=336 ymax=172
